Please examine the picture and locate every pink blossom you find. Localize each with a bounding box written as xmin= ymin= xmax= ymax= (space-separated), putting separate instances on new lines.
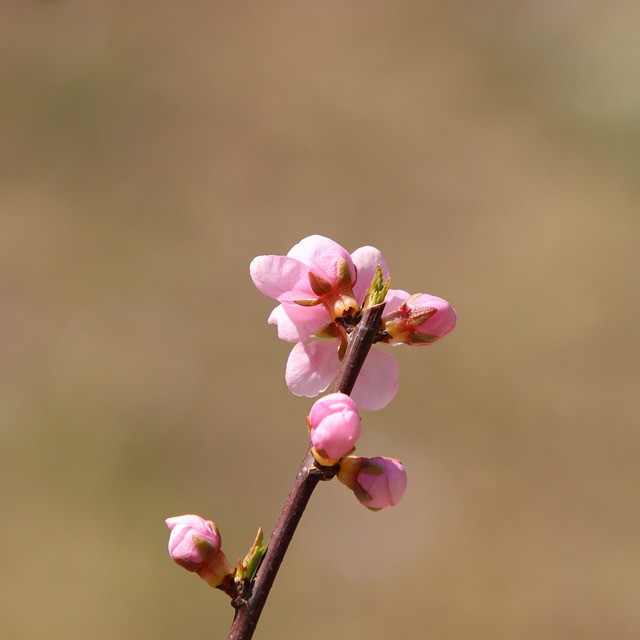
xmin=307 ymin=393 xmax=361 ymax=466
xmin=250 ymin=235 xmax=389 ymax=341
xmin=338 ymin=456 xmax=408 ymax=510
xmin=251 ymin=235 xmax=397 ymax=409
xmin=165 ymin=515 xmax=233 ymax=588
xmin=382 ymin=290 xmax=456 ymax=345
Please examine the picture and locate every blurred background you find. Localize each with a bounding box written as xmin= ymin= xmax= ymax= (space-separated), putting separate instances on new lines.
xmin=2 ymin=1 xmax=639 ymax=638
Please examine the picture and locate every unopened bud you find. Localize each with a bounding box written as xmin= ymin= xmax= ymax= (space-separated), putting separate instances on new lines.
xmin=338 ymin=456 xmax=407 ymax=510
xmin=165 ymin=514 xmax=234 ymax=589
xmin=307 ymin=393 xmax=361 ymax=466
xmin=384 ymin=293 xmax=456 ymax=345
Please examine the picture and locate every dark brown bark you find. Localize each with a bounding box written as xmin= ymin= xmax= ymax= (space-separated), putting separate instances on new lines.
xmin=227 ymin=303 xmax=385 ymax=640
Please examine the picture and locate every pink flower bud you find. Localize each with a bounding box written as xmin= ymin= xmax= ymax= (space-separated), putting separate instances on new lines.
xmin=165 ymin=514 xmax=234 ymax=589
xmin=307 ymin=393 xmax=361 ymax=466
xmin=338 ymin=456 xmax=407 ymax=510
xmin=383 ymin=291 xmax=456 ymax=346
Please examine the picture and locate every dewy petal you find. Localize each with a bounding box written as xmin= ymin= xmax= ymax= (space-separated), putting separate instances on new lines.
xmin=287 ymin=235 xmax=355 ymax=284
xmin=351 ymin=246 xmax=390 ymax=304
xmin=268 ymin=304 xmax=330 ymax=342
xmin=250 ymin=255 xmax=315 ymax=302
xmin=285 ymin=340 xmax=341 ymax=398
xmin=350 ymin=348 xmax=399 ymax=410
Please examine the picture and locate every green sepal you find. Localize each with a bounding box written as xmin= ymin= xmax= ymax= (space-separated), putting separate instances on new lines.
xmin=239 ymin=528 xmax=267 ymax=583
xmin=408 ymin=332 xmax=440 ymax=345
xmin=353 ymin=482 xmax=373 ymax=504
xmin=362 ymin=266 xmax=390 ymax=309
xmin=360 ymin=460 xmax=385 ymax=475
xmin=192 ymin=535 xmax=217 ymax=561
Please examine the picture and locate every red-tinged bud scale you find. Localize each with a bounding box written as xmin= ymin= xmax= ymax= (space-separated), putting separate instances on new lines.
xmin=384 ymin=293 xmax=456 ymax=346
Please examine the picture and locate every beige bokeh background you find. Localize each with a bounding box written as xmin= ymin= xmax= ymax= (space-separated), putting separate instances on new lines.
xmin=2 ymin=1 xmax=639 ymax=639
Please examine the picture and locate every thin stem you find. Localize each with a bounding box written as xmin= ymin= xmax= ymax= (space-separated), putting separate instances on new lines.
xmin=227 ymin=303 xmax=385 ymax=640
xmin=331 ymin=303 xmax=386 ymax=397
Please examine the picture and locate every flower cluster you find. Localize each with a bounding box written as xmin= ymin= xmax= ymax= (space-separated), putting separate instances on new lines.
xmin=307 ymin=392 xmax=407 ymax=510
xmin=165 ymin=235 xmax=456 ymax=594
xmin=250 ymin=235 xmax=456 ymax=410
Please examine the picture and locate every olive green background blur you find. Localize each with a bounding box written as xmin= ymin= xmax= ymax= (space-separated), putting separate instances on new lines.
xmin=2 ymin=1 xmax=639 ymax=639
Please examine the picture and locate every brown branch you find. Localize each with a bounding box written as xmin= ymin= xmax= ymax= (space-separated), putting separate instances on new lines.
xmin=227 ymin=303 xmax=385 ymax=640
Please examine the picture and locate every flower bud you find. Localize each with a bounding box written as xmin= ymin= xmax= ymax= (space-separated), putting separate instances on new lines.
xmin=307 ymin=393 xmax=361 ymax=466
xmin=384 ymin=293 xmax=456 ymax=345
xmin=338 ymin=456 xmax=407 ymax=510
xmin=165 ymin=514 xmax=234 ymax=589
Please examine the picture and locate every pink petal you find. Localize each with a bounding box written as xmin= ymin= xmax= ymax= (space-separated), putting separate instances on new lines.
xmin=410 ymin=294 xmax=457 ymax=338
xmin=165 ymin=515 xmax=214 ymax=537
xmin=165 ymin=515 xmax=221 ymax=566
xmin=285 ymin=340 xmax=341 ymax=397
xmin=351 ymin=246 xmax=390 ymax=304
xmin=382 ymin=288 xmax=410 ymax=314
xmin=312 ymin=412 xmax=361 ymax=460
xmin=268 ymin=303 xmax=330 ymax=342
xmin=308 ymin=393 xmax=361 ymax=461
xmin=384 ymin=459 xmax=408 ymax=506
xmin=308 ymin=392 xmax=359 ymax=425
xmin=287 ymin=235 xmax=355 ymax=284
xmin=358 ymin=457 xmax=407 ymax=508
xmin=250 ymin=255 xmax=315 ymax=302
xmin=170 ymin=529 xmax=205 ymax=564
xmin=350 ymin=348 xmax=399 ymax=410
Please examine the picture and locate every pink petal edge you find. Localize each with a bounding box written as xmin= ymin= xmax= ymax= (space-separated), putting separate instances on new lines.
xmin=285 ymin=340 xmax=341 ymax=397
xmin=350 ymin=348 xmax=399 ymax=410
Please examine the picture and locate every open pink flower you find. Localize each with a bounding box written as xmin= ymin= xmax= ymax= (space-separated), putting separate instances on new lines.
xmin=251 ymin=236 xmax=456 ymax=410
xmin=251 ymin=235 xmax=397 ymax=410
xmin=165 ymin=515 xmax=234 ymax=588
xmin=307 ymin=392 xmax=361 ymax=466
xmin=251 ymin=235 xmax=389 ymax=341
xmin=338 ymin=456 xmax=408 ymax=510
